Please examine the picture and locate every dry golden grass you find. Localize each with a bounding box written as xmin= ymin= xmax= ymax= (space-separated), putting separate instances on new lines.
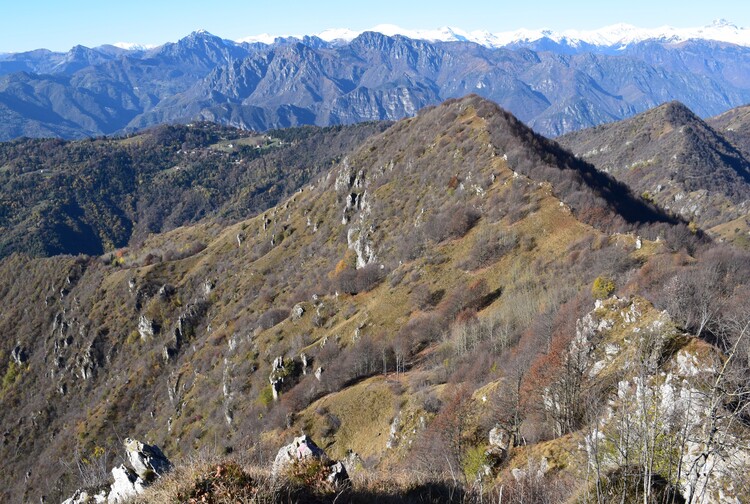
xmin=294 ymin=376 xmax=400 ymax=460
xmin=710 ymin=214 xmax=750 ymax=249
xmin=134 ymin=453 xmax=477 ymax=504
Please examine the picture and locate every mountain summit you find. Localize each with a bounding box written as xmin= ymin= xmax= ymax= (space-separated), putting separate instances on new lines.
xmin=558 ymin=101 xmax=750 ymax=227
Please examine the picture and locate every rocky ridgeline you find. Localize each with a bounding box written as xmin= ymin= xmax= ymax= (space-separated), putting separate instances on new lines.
xmin=62 ymin=438 xmax=172 ymax=504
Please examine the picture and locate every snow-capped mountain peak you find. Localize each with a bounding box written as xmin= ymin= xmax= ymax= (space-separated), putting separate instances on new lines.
xmin=237 ymin=20 xmax=750 ymax=49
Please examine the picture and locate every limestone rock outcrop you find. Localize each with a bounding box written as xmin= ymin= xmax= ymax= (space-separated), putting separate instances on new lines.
xmin=137 ymin=315 xmax=156 ymax=341
xmin=271 ymin=435 xmax=349 ymax=486
xmin=124 ymin=438 xmax=172 ymax=482
xmin=107 ymin=465 xmax=145 ymax=503
xmin=60 ymin=438 xmax=171 ymax=504
xmin=61 ymin=487 xmax=108 ymax=504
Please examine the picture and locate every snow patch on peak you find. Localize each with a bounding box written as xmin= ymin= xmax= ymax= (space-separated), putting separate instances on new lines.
xmin=315 ymin=27 xmax=361 ymax=42
xmin=237 ymin=33 xmax=284 ymax=45
xmin=188 ymin=29 xmax=220 ymax=40
xmin=711 ymin=18 xmax=738 ymax=29
xmin=111 ymin=42 xmax=157 ymax=51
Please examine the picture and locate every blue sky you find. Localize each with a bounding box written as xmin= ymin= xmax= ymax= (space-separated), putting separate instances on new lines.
xmin=1 ymin=0 xmax=749 ymax=52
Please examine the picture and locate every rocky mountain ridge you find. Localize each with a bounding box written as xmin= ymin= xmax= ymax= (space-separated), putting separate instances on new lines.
xmin=1 ymin=28 xmax=750 ymax=140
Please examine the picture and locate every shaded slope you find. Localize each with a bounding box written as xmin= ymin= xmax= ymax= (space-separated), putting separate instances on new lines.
xmin=470 ymin=96 xmax=675 ymax=229
xmin=558 ymin=101 xmax=750 ymax=227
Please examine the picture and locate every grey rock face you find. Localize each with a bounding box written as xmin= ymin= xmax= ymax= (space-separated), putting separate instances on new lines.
xmin=61 ymin=487 xmax=108 ymax=504
xmin=11 ymin=345 xmax=28 ymax=365
xmin=107 ymin=465 xmax=144 ymax=503
xmin=157 ymin=284 xmax=175 ymax=300
xmin=271 ymin=435 xmax=349 ymax=486
xmin=123 ymin=438 xmax=172 ymax=482
xmin=300 ymin=352 xmax=308 ymax=375
xmin=269 ymin=356 xmax=287 ymax=401
xmin=137 ymin=316 xmax=156 ymax=341
xmin=60 ymin=438 xmax=171 ymax=504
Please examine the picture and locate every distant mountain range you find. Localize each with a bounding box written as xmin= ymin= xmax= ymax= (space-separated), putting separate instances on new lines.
xmin=242 ymin=19 xmax=750 ymax=52
xmin=1 ymin=22 xmax=749 ymax=140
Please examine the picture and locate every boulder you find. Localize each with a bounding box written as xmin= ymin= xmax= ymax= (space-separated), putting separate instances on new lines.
xmin=108 ymin=465 xmax=144 ymax=503
xmin=61 ymin=487 xmax=108 ymax=504
xmin=291 ymin=304 xmax=305 ymax=321
xmin=272 ymin=435 xmax=325 ymax=476
xmin=342 ymin=450 xmax=364 ymax=475
xmin=123 ymin=438 xmax=172 ymax=482
xmin=489 ymin=426 xmax=508 ymax=449
xmin=157 ymin=284 xmax=175 ymax=300
xmin=326 ymin=461 xmax=349 ymax=486
xmin=271 ymin=435 xmax=349 ymax=486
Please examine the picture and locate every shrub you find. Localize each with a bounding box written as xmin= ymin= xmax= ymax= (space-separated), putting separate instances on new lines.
xmin=283 ymin=458 xmax=342 ymax=495
xmin=462 ymin=228 xmax=519 ymax=270
xmin=174 ymin=462 xmax=256 ymax=503
xmin=355 ymin=263 xmax=386 ymax=293
xmin=591 ymin=276 xmax=615 ymax=299
xmin=425 ymin=204 xmax=481 ymax=243
xmin=334 ymin=263 xmax=386 ymax=295
xmin=258 ymin=385 xmax=275 ymax=407
xmin=412 ymin=284 xmax=446 ymax=310
xmin=1 ymin=361 xmax=20 ymax=392
xmin=463 ymin=445 xmax=490 ymax=483
xmin=587 ymin=466 xmax=686 ymax=504
xmin=258 ymin=308 xmax=288 ymax=330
